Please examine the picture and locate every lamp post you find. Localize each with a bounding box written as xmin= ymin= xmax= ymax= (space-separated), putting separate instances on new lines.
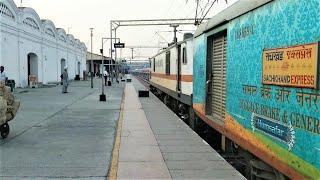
xmin=99 ymin=37 xmax=121 ymax=102
xmin=89 ymin=28 xmax=94 ymax=88
xmin=100 ymin=38 xmax=106 ymax=101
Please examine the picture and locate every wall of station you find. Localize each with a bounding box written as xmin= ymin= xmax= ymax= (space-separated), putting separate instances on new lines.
xmin=0 ymin=0 xmax=87 ymax=87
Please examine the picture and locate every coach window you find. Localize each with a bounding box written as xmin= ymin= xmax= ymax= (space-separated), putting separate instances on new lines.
xmin=166 ymin=51 xmax=170 ymax=75
xmin=182 ymin=47 xmax=187 ymax=64
xmin=153 ymin=58 xmax=155 ymax=72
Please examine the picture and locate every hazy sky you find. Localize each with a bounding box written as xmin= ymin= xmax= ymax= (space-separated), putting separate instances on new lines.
xmin=13 ymin=0 xmax=238 ymax=58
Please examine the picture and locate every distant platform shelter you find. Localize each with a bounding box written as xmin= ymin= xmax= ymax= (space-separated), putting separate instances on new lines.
xmin=86 ymin=52 xmax=115 ymax=76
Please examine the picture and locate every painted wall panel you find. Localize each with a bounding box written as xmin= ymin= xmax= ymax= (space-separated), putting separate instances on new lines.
xmin=44 ymin=46 xmax=59 ymax=82
xmin=1 ymin=31 xmax=19 ymax=82
xmin=181 ymin=40 xmax=193 ymax=95
xmin=193 ymin=34 xmax=207 ymax=105
xmin=227 ymin=0 xmax=320 ymax=174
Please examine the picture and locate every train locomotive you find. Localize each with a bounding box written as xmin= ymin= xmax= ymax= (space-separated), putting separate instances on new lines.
xmin=150 ymin=34 xmax=194 ymax=121
xmin=148 ymin=0 xmax=320 ymax=179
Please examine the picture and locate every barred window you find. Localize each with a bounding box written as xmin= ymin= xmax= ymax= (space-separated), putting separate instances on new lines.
xmin=23 ymin=17 xmax=40 ymax=30
xmin=182 ymin=47 xmax=187 ymax=64
xmin=59 ymin=35 xmax=66 ymax=42
xmin=165 ymin=51 xmax=170 ymax=75
xmin=0 ymin=3 xmax=14 ymax=20
xmin=45 ymin=28 xmax=55 ymax=37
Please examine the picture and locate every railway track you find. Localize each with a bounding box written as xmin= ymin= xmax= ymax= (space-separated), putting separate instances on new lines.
xmin=132 ymin=73 xmax=150 ymax=89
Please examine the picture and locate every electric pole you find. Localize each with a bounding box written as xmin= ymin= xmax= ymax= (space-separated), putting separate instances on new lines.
xmin=100 ymin=38 xmax=106 ymax=101
xmin=131 ymin=48 xmax=134 ymax=60
xmin=170 ymin=24 xmax=179 ymax=43
xmin=90 ymin=28 xmax=94 ymax=88
xmin=110 ymin=22 xmax=113 ymax=83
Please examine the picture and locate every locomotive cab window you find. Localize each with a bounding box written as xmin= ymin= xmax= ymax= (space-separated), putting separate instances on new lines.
xmin=165 ymin=51 xmax=170 ymax=75
xmin=182 ymin=47 xmax=187 ymax=64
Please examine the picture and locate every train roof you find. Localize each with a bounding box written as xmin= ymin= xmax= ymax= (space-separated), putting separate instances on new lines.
xmin=194 ymin=0 xmax=273 ymax=37
xmin=151 ymin=37 xmax=193 ymax=59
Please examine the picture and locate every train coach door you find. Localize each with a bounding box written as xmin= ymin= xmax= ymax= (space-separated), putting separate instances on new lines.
xmin=177 ymin=45 xmax=182 ymax=94
xmin=206 ymin=33 xmax=227 ymax=121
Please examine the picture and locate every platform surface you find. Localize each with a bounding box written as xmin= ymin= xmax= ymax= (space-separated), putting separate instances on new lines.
xmin=117 ymin=84 xmax=171 ymax=179
xmin=116 ymin=77 xmax=245 ymax=180
xmin=0 ymin=79 xmax=124 ymax=179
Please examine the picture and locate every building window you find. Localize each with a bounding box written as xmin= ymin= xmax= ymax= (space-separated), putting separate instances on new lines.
xmin=182 ymin=47 xmax=187 ymax=64
xmin=23 ymin=17 xmax=40 ymax=30
xmin=0 ymin=3 xmax=14 ymax=20
xmin=45 ymin=28 xmax=55 ymax=38
xmin=165 ymin=51 xmax=170 ymax=75
xmin=59 ymin=35 xmax=66 ymax=42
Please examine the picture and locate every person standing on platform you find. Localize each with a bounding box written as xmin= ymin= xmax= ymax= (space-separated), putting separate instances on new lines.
xmin=103 ymin=69 xmax=109 ymax=86
xmin=0 ymin=66 xmax=7 ymax=83
xmin=111 ymin=69 xmax=115 ymax=82
xmin=116 ymin=69 xmax=119 ymax=84
xmin=62 ymin=67 xmax=69 ymax=93
xmin=119 ymin=71 xmax=123 ymax=80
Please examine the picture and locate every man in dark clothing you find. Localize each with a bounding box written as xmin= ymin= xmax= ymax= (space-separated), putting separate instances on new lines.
xmin=62 ymin=67 xmax=69 ymax=93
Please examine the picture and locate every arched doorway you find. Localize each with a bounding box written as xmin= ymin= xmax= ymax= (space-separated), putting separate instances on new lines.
xmin=77 ymin=62 xmax=81 ymax=75
xmin=61 ymin=59 xmax=66 ymax=76
xmin=27 ymin=53 xmax=38 ymax=85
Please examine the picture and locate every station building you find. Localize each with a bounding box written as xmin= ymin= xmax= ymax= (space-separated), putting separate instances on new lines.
xmin=0 ymin=0 xmax=87 ymax=87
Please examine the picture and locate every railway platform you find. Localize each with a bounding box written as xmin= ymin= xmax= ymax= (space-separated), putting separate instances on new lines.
xmin=111 ymin=77 xmax=245 ymax=179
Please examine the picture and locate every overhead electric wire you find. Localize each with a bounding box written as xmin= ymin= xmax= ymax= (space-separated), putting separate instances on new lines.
xmin=199 ymin=0 xmax=218 ymax=24
xmin=155 ymin=31 xmax=169 ymax=43
xmin=199 ymin=0 xmax=211 ymax=19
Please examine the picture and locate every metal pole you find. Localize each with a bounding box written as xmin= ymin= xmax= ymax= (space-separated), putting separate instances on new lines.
xmin=130 ymin=48 xmax=133 ymax=72
xmin=173 ymin=26 xmax=177 ymax=43
xmin=114 ymin=28 xmax=118 ymax=82
xmin=90 ymin=28 xmax=94 ymax=88
xmin=102 ymin=39 xmax=104 ymax=93
xmin=110 ymin=21 xmax=113 ymax=84
xmin=170 ymin=24 xmax=179 ymax=43
xmin=131 ymin=48 xmax=134 ymax=63
xmin=100 ymin=38 xmax=106 ymax=101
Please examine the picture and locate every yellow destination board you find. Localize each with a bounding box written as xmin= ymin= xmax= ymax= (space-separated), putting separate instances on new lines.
xmin=262 ymin=43 xmax=319 ymax=89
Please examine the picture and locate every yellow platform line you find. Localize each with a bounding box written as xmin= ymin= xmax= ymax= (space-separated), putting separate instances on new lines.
xmin=107 ymin=89 xmax=125 ymax=180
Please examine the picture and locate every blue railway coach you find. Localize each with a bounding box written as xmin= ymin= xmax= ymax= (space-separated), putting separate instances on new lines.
xmin=192 ymin=0 xmax=320 ymax=179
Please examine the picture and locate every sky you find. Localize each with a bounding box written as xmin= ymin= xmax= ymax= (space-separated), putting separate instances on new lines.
xmin=13 ymin=0 xmax=238 ymax=59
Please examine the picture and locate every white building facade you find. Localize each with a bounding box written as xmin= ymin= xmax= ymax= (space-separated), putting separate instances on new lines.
xmin=0 ymin=0 xmax=87 ymax=87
